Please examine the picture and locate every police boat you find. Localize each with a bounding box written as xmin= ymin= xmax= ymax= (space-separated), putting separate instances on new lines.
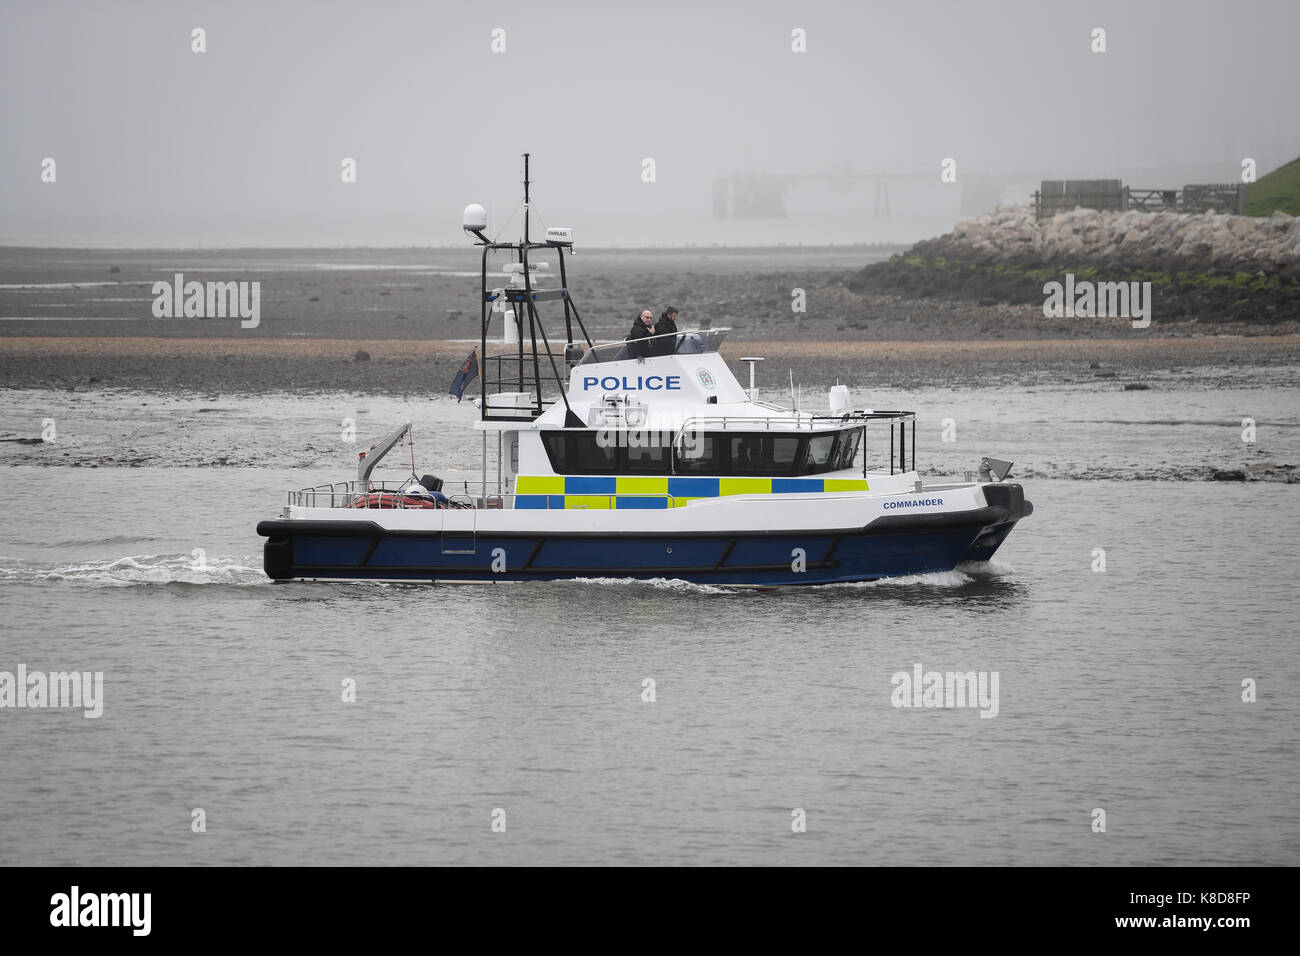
xmin=257 ymin=155 xmax=1032 ymax=586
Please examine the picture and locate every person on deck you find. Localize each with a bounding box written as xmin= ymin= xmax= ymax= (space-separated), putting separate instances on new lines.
xmin=653 ymin=306 xmax=680 ymax=356
xmin=627 ymin=309 xmax=656 ymax=359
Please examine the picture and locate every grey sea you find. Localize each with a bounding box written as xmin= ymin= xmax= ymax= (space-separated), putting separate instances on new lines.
xmin=1 ymin=375 xmax=1297 ymax=866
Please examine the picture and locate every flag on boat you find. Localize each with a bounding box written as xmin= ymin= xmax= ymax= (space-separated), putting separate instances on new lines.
xmin=449 ymin=348 xmax=479 ymax=401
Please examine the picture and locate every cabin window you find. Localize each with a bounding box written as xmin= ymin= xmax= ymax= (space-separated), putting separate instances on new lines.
xmin=729 ymin=435 xmax=800 ymax=476
xmin=540 ymin=429 xmax=859 ymax=477
xmin=803 ymin=434 xmax=835 ymax=471
xmin=674 ymin=434 xmax=720 ymax=473
xmin=624 ymin=441 xmax=669 ymax=473
xmin=541 ymin=432 xmax=569 ymax=473
xmin=542 ymin=430 xmax=662 ymax=474
xmin=835 ymin=430 xmax=861 ymax=470
xmin=573 ymin=432 xmax=618 ymax=473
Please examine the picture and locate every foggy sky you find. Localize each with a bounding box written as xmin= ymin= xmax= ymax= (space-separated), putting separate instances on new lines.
xmin=2 ymin=0 xmax=1297 ymax=246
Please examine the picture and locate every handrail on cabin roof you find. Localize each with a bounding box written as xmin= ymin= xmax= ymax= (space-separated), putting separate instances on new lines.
xmin=575 ymin=328 xmax=731 ymax=366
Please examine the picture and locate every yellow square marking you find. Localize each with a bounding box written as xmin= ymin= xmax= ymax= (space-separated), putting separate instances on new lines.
xmin=515 ymin=475 xmax=565 ymax=494
xmin=719 ymin=478 xmax=772 ymax=496
xmin=824 ymin=479 xmax=870 ymax=492
xmin=616 ymin=476 xmax=669 ymax=496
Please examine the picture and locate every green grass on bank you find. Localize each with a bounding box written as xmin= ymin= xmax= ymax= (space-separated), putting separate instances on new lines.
xmin=1246 ymin=156 xmax=1300 ymax=217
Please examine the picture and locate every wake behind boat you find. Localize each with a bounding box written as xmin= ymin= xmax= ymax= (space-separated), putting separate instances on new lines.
xmin=256 ymin=155 xmax=1032 ymax=585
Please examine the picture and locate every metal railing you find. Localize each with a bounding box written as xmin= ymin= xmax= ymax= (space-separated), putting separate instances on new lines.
xmin=674 ymin=414 xmax=816 ymax=436
xmin=576 ymin=327 xmax=729 ymax=366
xmin=285 ymin=483 xmax=687 ymax=511
xmin=664 ymin=411 xmax=917 ymax=476
xmin=674 ymin=409 xmax=913 ymax=439
xmin=288 ymin=481 xmax=475 ymax=510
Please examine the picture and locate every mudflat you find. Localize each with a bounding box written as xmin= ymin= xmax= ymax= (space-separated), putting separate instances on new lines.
xmin=2 ymin=332 xmax=1298 ymax=394
xmin=1 ymin=246 xmax=1296 ymax=393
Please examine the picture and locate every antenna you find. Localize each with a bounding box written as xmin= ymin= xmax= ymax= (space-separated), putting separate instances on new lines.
xmin=522 ymin=152 xmax=531 ymax=244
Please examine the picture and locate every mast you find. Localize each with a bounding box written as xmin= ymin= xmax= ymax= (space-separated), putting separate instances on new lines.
xmin=464 ymin=154 xmax=587 ymax=426
xmin=523 ymin=152 xmax=531 ymax=245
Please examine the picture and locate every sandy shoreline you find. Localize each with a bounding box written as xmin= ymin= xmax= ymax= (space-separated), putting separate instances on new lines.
xmin=5 ymin=332 xmax=1300 ymax=359
xmin=3 ymin=333 xmax=1297 ymax=394
xmin=3 ymin=246 xmax=1298 ymax=393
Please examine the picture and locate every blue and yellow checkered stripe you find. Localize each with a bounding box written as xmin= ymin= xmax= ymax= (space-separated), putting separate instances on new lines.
xmin=514 ymin=475 xmax=869 ymax=509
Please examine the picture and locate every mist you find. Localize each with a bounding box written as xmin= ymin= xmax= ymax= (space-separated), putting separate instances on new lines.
xmin=2 ymin=0 xmax=1296 ymax=247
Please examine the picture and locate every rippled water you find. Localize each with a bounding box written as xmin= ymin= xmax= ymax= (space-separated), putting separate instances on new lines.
xmin=1 ymin=456 xmax=1296 ymax=864
xmin=3 ymin=374 xmax=1298 ymax=481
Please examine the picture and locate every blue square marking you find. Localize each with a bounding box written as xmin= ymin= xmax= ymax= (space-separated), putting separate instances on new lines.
xmin=616 ymin=496 xmax=668 ymax=509
xmin=668 ymin=477 xmax=720 ymax=498
xmin=773 ymin=479 xmax=824 ymax=494
xmin=565 ymin=476 xmax=618 ymax=495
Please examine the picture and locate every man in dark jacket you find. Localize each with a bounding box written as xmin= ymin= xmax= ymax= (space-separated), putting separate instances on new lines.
xmin=627 ymin=309 xmax=656 ymax=358
xmin=653 ymin=306 xmax=679 ymax=356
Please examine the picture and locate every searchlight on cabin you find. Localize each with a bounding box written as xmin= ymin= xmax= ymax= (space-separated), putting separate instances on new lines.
xmin=503 ymin=260 xmax=549 ymax=289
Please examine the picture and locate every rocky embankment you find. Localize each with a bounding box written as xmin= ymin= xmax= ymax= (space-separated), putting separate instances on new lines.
xmin=918 ymin=205 xmax=1299 ymax=275
xmin=848 ymin=205 xmax=1300 ymax=326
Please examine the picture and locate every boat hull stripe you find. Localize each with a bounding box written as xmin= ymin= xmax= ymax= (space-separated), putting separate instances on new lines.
xmin=512 ymin=475 xmax=870 ymax=506
xmin=256 ymin=496 xmax=1027 ymax=584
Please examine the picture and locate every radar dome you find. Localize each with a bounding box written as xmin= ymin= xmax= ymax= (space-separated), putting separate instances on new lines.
xmin=462 ymin=203 xmax=488 ymax=231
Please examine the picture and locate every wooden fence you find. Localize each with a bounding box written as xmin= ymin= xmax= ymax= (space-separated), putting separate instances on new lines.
xmin=1033 ymin=180 xmax=1245 ymax=218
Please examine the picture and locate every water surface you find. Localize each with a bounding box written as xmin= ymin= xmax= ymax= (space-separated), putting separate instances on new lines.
xmin=1 ymin=463 xmax=1294 ymax=865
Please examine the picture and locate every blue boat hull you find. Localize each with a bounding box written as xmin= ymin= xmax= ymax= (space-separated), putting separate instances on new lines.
xmin=257 ymin=487 xmax=1032 ymax=586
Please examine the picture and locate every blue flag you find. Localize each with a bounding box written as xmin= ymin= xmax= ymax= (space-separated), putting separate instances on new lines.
xmin=449 ymin=348 xmax=479 ymax=401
